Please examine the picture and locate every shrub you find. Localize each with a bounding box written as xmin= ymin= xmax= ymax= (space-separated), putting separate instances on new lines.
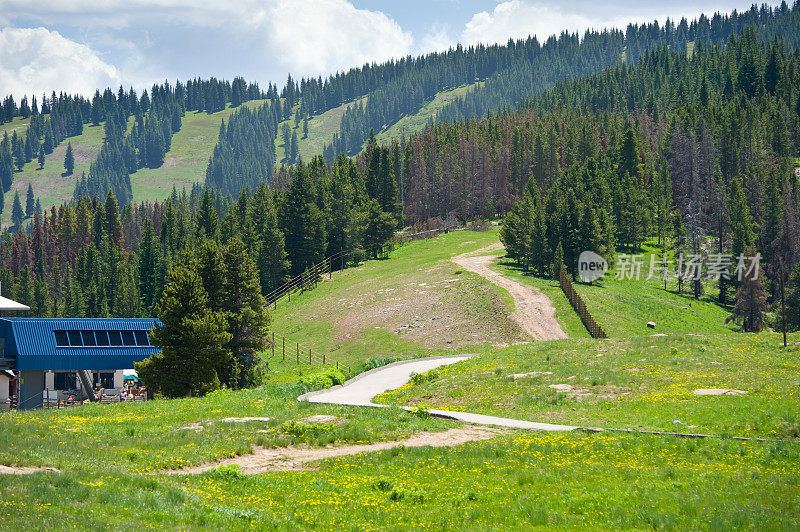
xmin=410 ymin=406 xmax=430 ymax=419
xmin=298 ymin=367 xmax=347 ymax=390
xmin=281 ymin=420 xmax=335 ymax=439
xmin=409 ymin=372 xmax=426 ymax=385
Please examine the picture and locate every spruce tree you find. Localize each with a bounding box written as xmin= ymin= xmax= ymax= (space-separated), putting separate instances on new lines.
xmin=64 ymin=142 xmax=74 ymax=175
xmin=37 ymin=146 xmax=45 ymax=169
xmin=11 ymin=191 xmax=24 ymax=227
xmin=726 ymin=248 xmax=767 ymax=333
xmin=138 ymin=220 xmax=159 ymax=313
xmin=219 ymin=238 xmax=269 ymax=388
xmin=136 ymin=264 xmax=231 ymax=398
xmin=360 ymin=199 xmax=396 ymax=258
xmin=25 ymin=184 xmax=34 ymax=218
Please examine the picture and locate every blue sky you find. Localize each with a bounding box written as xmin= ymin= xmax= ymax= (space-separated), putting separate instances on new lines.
xmin=0 ymin=0 xmax=774 ymax=99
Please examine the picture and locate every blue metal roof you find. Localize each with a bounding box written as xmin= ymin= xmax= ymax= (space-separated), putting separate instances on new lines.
xmin=0 ymin=318 xmax=161 ymax=371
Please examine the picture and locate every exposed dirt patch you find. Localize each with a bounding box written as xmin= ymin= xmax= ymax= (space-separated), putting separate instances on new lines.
xmin=323 ymin=257 xmax=523 ymax=348
xmin=170 ymin=426 xmax=506 ymax=475
xmin=0 ymin=465 xmax=60 ymax=475
xmin=451 ymin=245 xmax=567 ymax=341
xmin=692 ymin=388 xmax=747 ymax=396
xmin=161 ymin=155 xmax=183 ymax=168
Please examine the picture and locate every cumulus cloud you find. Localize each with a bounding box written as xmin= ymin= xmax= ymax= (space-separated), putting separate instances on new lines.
xmin=462 ymin=1 xmax=596 ymax=45
xmin=261 ymin=0 xmax=413 ymax=76
xmin=0 ymin=27 xmax=121 ymax=98
xmin=1 ymin=0 xmax=414 ymax=81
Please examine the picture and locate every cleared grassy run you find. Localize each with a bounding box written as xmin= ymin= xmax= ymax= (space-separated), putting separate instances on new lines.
xmin=373 ymin=82 xmax=483 ymax=146
xmin=1 ymin=431 xmax=796 ymax=529
xmin=1 ymin=101 xmax=265 ymax=227
xmin=271 ymin=230 xmax=524 ymax=364
xmin=131 ymin=100 xmax=264 ymax=202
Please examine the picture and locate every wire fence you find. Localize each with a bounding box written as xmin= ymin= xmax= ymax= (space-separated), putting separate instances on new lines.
xmin=559 ymin=269 xmax=608 ymax=339
xmin=265 ymin=331 xmax=351 ymax=374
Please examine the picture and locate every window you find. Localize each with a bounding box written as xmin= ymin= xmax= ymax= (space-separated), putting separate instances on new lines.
xmin=54 ymin=330 xmax=68 ymax=346
xmin=54 ymin=372 xmax=77 ymax=390
xmin=81 ymin=330 xmax=97 ymax=347
xmin=121 ymin=330 xmax=136 ymax=346
xmin=134 ymin=330 xmax=149 ymax=346
xmin=53 ymin=328 xmax=153 ymax=348
xmin=108 ymin=330 xmax=123 ymax=346
xmin=67 ymin=330 xmax=83 ymax=347
xmin=94 ymin=330 xmax=109 ymax=346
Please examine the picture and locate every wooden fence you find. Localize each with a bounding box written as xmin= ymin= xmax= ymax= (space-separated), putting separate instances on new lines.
xmin=266 ymin=331 xmax=350 ymax=373
xmin=264 ymin=226 xmax=454 ymax=372
xmin=559 ymin=269 xmax=608 ymax=339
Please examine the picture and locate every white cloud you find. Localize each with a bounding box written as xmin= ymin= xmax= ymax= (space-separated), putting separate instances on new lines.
xmin=0 ymin=0 xmax=415 ymax=85
xmin=261 ymin=0 xmax=413 ymax=76
xmin=419 ymin=23 xmax=455 ymax=54
xmin=462 ymin=1 xmax=596 ymax=45
xmin=0 ymin=27 xmax=122 ymax=98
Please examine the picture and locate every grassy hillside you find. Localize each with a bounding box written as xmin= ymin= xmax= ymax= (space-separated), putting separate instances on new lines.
xmin=274 ymin=82 xmax=484 ymax=166
xmin=374 ymin=82 xmax=482 ymax=146
xmin=1 ymin=101 xmax=264 ymax=227
xmin=0 ymin=228 xmax=797 ymax=529
xmin=271 ymin=230 xmax=523 ymax=364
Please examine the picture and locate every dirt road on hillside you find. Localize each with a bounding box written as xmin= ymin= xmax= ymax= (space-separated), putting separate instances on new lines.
xmin=451 ymin=244 xmax=567 ymax=340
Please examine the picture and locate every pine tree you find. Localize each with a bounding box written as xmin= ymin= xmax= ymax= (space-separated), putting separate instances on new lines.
xmin=25 ymin=184 xmax=34 ymax=218
xmin=11 ymin=191 xmax=23 ymax=227
xmin=64 ymin=142 xmax=74 ymax=175
xmin=359 ymin=199 xmax=396 ymax=258
xmin=218 ymin=238 xmax=269 ymax=388
xmin=279 ymin=163 xmax=327 ymax=275
xmin=196 ymin=187 xmax=219 ymax=241
xmin=136 ymin=264 xmax=231 ymax=398
xmin=138 ymin=220 xmax=159 ymax=313
xmin=37 ymin=146 xmax=45 ymax=169
xmin=726 ymin=248 xmax=767 ymax=333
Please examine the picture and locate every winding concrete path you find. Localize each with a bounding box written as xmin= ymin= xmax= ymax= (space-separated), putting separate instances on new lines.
xmin=298 ymin=355 xmax=578 ymax=432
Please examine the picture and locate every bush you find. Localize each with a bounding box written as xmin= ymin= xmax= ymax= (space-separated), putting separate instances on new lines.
xmin=281 ymin=420 xmax=335 ymax=438
xmin=359 ymin=357 xmax=399 ymax=373
xmin=409 ymin=372 xmax=426 ymax=385
xmin=410 ymin=406 xmax=430 ymax=419
xmin=298 ymin=367 xmax=347 ymax=390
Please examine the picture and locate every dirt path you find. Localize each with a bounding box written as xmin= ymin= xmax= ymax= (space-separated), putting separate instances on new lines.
xmin=0 ymin=465 xmax=60 ymax=475
xmin=170 ymin=427 xmax=505 ymax=474
xmin=451 ymin=245 xmax=567 ymax=340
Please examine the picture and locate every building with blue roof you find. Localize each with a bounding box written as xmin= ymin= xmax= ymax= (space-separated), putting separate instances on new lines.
xmin=0 ymin=318 xmax=160 ymax=410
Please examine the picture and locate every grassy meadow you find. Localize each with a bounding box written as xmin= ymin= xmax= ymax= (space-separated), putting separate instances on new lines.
xmin=1 ymin=229 xmax=798 ymax=529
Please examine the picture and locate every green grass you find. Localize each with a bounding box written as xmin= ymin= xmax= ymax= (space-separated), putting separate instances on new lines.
xmin=2 ymin=101 xmax=265 ymax=228
xmin=377 ymin=332 xmax=800 ymax=439
xmin=131 ymin=100 xmax=264 ymax=202
xmin=1 ymin=431 xmax=796 ymax=529
xmin=0 ymin=364 xmax=452 ymax=474
xmin=2 ymin=227 xmax=799 ymax=529
xmin=569 ymin=242 xmax=735 ymax=337
xmin=373 ymin=82 xmax=483 ymax=146
xmin=276 ymin=96 xmax=369 ymax=164
xmin=271 ymin=229 xmax=523 ymax=364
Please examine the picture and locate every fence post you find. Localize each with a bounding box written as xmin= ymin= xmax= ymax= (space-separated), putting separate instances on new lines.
xmin=282 ymin=337 xmax=285 ymax=361
xmin=309 ymin=348 xmax=312 ymax=364
xmin=296 ymin=343 xmax=299 ymax=364
xmin=272 ymin=332 xmax=275 ymax=358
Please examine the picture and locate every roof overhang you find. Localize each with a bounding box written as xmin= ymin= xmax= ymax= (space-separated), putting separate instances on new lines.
xmin=0 ymin=296 xmax=29 ymax=311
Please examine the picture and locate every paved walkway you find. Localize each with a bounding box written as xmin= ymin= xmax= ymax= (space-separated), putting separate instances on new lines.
xmin=298 ymin=355 xmax=578 ymax=432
